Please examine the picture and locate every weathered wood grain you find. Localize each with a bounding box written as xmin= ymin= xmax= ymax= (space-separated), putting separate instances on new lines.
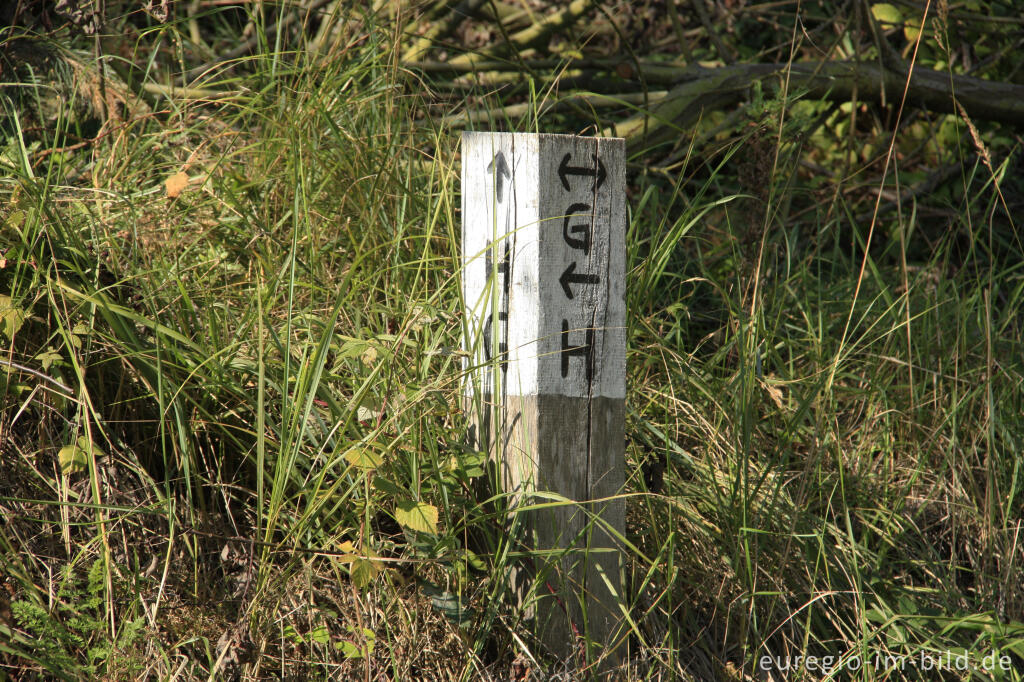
xmin=462 ymin=132 xmax=626 ymax=659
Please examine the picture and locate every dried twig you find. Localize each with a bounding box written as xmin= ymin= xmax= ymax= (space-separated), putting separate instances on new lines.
xmin=0 ymin=359 xmax=76 ymax=396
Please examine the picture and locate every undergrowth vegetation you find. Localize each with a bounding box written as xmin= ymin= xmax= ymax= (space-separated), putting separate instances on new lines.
xmin=1 ymin=1 xmax=1023 ymax=680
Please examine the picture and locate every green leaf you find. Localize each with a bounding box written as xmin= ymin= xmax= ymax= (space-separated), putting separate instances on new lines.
xmin=4 ymin=209 xmax=25 ymax=230
xmin=871 ymin=3 xmax=902 ymax=29
xmin=0 ymin=295 xmax=26 ymax=340
xmin=308 ymin=625 xmax=329 ymax=645
xmin=463 ymin=548 xmax=486 ymax=572
xmin=395 ymin=501 xmax=438 ymax=535
xmin=336 ymin=640 xmax=363 ymax=658
xmin=446 ymin=449 xmax=487 ymax=479
xmin=372 ymin=476 xmax=405 ymax=498
xmin=344 ymin=447 xmax=382 ymax=471
xmin=58 ymin=436 xmax=105 ymax=475
xmin=336 ymin=337 xmax=369 ymax=359
xmin=0 ymin=372 xmax=28 ymax=397
xmin=58 ymin=442 xmax=86 ymax=475
xmin=38 ymin=347 xmax=62 ymax=371
xmin=336 ymin=626 xmax=375 ymax=658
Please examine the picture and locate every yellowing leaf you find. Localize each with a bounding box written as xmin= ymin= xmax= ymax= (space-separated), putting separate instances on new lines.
xmin=165 ymin=171 xmax=189 ymax=198
xmin=81 ymin=435 xmax=106 ymax=459
xmin=351 ymin=556 xmax=381 ymax=588
xmin=336 ymin=542 xmax=384 ymax=588
xmin=0 ymin=295 xmax=26 ymax=339
xmin=904 ymin=17 xmax=921 ymax=42
xmin=395 ymin=501 xmax=438 ymax=535
xmin=870 ymin=3 xmax=902 ymax=29
xmin=351 ymin=559 xmax=378 ymax=587
xmin=360 ymin=345 xmax=378 ymax=366
xmin=336 ymin=540 xmax=359 ymax=563
xmin=344 ymin=447 xmax=382 ymax=471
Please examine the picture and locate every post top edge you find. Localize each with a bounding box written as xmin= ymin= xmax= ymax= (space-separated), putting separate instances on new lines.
xmin=461 ymin=131 xmax=625 ymax=143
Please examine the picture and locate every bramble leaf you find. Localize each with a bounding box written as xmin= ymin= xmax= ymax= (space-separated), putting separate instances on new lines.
xmin=395 ymin=501 xmax=438 ymax=535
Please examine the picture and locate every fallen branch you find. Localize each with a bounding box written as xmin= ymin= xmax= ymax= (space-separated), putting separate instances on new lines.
xmin=442 ymin=90 xmax=668 ymax=125
xmin=604 ymin=60 xmax=1024 ymax=145
xmin=405 ymin=57 xmax=689 ymax=86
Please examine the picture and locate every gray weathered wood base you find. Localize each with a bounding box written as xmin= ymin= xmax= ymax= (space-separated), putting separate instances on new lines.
xmin=473 ymin=394 xmax=624 ymax=659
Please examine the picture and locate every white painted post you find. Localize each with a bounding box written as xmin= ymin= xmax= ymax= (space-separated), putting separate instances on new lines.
xmin=461 ymin=132 xmax=626 ymax=658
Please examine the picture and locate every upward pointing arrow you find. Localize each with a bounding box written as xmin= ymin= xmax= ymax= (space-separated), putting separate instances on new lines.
xmin=558 ymin=153 xmax=606 ymax=191
xmin=487 ymin=151 xmax=511 ymax=203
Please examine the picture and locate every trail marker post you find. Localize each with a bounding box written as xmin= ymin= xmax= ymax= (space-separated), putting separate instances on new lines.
xmin=461 ymin=132 xmax=626 ymax=657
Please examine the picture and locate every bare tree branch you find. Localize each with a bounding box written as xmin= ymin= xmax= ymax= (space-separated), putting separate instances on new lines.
xmin=606 ymin=60 xmax=1024 ymax=144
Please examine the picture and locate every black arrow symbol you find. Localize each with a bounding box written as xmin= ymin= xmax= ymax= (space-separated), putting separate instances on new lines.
xmin=558 ymin=153 xmax=606 ymax=191
xmin=559 ymin=262 xmax=600 ymax=300
xmin=487 ymin=151 xmax=511 ymax=203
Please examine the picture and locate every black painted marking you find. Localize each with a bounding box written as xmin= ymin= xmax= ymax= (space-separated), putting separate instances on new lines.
xmin=562 ymin=202 xmax=593 ymax=254
xmin=485 ymin=240 xmax=511 ymax=295
xmin=482 ymin=312 xmax=508 ymax=362
xmin=487 ymin=151 xmax=511 ymax=203
xmin=560 ymin=319 xmax=594 ymax=383
xmin=483 ymin=240 xmax=511 ymax=371
xmin=559 ymin=262 xmax=600 ymax=300
xmin=558 ymin=153 xmax=606 ymax=191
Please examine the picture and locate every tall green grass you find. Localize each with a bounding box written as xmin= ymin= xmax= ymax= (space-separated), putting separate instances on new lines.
xmin=1 ymin=3 xmax=1022 ymax=680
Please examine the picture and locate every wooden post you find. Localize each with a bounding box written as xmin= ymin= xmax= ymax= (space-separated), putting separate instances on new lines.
xmin=461 ymin=132 xmax=626 ymax=659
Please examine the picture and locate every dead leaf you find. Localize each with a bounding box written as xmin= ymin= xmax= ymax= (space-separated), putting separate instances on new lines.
xmin=761 ymin=378 xmax=785 ymax=409
xmin=165 ymin=171 xmax=189 ymax=198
